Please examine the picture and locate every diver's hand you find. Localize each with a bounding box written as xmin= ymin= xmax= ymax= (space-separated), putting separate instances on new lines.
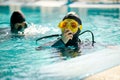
xmin=61 ymin=29 xmax=73 ymax=44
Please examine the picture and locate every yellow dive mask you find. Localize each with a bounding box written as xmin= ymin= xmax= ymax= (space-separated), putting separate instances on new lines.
xmin=58 ymin=19 xmax=82 ymax=33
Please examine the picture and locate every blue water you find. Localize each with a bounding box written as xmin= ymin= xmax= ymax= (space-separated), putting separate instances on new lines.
xmin=0 ymin=5 xmax=120 ymax=80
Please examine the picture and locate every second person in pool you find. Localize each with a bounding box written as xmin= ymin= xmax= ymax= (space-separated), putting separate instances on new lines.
xmin=10 ymin=11 xmax=28 ymax=35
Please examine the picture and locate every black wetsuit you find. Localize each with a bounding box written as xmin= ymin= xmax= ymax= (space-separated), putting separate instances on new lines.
xmin=52 ymin=29 xmax=81 ymax=50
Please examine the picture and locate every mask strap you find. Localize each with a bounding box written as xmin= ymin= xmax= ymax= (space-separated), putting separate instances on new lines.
xmin=79 ymin=25 xmax=82 ymax=30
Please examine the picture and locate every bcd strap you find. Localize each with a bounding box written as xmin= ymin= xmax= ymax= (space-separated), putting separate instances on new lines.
xmin=79 ymin=30 xmax=95 ymax=46
xmin=36 ymin=30 xmax=95 ymax=46
xmin=36 ymin=34 xmax=60 ymax=44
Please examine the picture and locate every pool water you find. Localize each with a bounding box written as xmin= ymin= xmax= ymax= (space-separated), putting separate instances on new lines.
xmin=0 ymin=5 xmax=120 ymax=80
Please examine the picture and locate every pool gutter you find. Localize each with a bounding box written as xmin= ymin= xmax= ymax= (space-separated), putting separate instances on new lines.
xmin=39 ymin=46 xmax=120 ymax=79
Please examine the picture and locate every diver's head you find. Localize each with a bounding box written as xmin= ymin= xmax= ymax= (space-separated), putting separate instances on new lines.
xmin=58 ymin=12 xmax=82 ymax=34
xmin=10 ymin=11 xmax=27 ymax=34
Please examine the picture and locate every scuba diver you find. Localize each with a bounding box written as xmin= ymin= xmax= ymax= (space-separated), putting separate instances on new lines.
xmin=10 ymin=11 xmax=27 ymax=35
xmin=0 ymin=11 xmax=28 ymax=42
xmin=51 ymin=12 xmax=84 ymax=57
xmin=36 ymin=12 xmax=95 ymax=58
xmin=52 ymin=12 xmax=82 ymax=50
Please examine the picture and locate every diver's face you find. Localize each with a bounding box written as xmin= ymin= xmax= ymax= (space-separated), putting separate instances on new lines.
xmin=59 ymin=19 xmax=79 ymax=34
xmin=14 ymin=22 xmax=27 ymax=34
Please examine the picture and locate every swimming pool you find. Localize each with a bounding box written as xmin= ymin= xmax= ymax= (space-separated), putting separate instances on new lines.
xmin=0 ymin=5 xmax=120 ymax=80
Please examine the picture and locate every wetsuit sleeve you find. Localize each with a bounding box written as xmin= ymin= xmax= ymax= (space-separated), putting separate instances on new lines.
xmin=51 ymin=39 xmax=66 ymax=48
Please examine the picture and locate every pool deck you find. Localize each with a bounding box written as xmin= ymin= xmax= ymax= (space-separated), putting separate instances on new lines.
xmin=85 ymin=65 xmax=120 ymax=80
xmin=0 ymin=0 xmax=120 ymax=8
xmin=0 ymin=0 xmax=67 ymax=7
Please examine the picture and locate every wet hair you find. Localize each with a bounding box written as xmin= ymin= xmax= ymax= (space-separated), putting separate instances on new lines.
xmin=10 ymin=11 xmax=26 ymax=33
xmin=63 ymin=12 xmax=82 ymax=25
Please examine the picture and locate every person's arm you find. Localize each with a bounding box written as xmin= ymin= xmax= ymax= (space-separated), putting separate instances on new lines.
xmin=61 ymin=29 xmax=73 ymax=44
xmin=52 ymin=29 xmax=73 ymax=48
